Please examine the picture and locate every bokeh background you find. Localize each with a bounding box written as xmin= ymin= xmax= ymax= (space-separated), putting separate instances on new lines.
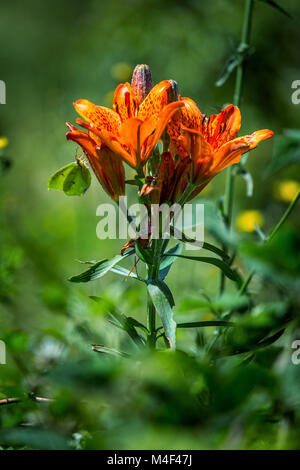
xmin=0 ymin=0 xmax=300 ymax=450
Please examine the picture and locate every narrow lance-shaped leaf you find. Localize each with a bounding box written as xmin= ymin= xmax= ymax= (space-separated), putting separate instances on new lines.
xmin=257 ymin=0 xmax=292 ymax=19
xmin=159 ymin=243 xmax=182 ymax=280
xmin=164 ymin=254 xmax=243 ymax=287
xmin=69 ymin=250 xmax=134 ymax=283
xmin=107 ymin=311 xmax=146 ymax=347
xmin=147 ymin=281 xmax=176 ymax=350
xmin=177 ymin=321 xmax=235 ymax=328
xmin=91 ymin=345 xmax=130 ymax=358
xmin=110 ymin=265 xmax=146 ymax=282
xmin=170 ymin=226 xmax=229 ymax=261
xmin=156 ymin=280 xmax=175 ymax=307
xmin=216 ymin=44 xmax=251 ymax=87
xmin=135 ymin=241 xmax=153 ymax=265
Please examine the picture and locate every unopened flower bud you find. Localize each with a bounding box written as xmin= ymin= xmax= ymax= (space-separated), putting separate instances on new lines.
xmin=167 ymin=80 xmax=179 ymax=102
xmin=131 ymin=64 xmax=153 ymax=104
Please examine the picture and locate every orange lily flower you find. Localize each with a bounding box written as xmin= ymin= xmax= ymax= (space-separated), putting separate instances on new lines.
xmin=168 ymin=101 xmax=273 ymax=194
xmin=66 ymin=123 xmax=125 ymax=201
xmin=73 ymin=66 xmax=184 ymax=170
xmin=141 ymin=152 xmax=190 ymax=205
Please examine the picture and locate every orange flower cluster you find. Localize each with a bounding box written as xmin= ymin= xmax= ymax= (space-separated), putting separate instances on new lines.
xmin=67 ymin=64 xmax=273 ymax=202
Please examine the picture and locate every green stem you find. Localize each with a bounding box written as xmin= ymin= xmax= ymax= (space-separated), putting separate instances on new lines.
xmin=147 ymin=238 xmax=163 ymax=348
xmin=238 ymin=269 xmax=254 ymax=296
xmin=146 ymin=183 xmax=196 ymax=347
xmin=221 ymin=0 xmax=254 ymax=293
xmin=224 ymin=0 xmax=254 ymax=226
xmin=136 ymin=166 xmax=145 ymax=181
xmin=233 ymin=0 xmax=254 ymax=108
xmin=161 ymin=182 xmax=196 ymax=255
xmin=268 ymin=188 xmax=300 ymax=242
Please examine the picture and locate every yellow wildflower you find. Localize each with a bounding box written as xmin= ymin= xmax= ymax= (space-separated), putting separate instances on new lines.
xmin=0 ymin=137 xmax=8 ymax=149
xmin=236 ymin=210 xmax=264 ymax=233
xmin=273 ymin=180 xmax=300 ymax=203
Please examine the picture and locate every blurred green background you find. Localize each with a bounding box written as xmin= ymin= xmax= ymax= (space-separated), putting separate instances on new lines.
xmin=0 ymin=0 xmax=300 ymax=450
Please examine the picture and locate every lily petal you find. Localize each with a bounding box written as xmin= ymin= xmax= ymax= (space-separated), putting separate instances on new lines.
xmin=118 ymin=118 xmax=144 ymax=167
xmin=113 ymin=83 xmax=137 ymax=122
xmin=74 ymin=99 xmax=121 ymax=134
xmin=75 ymin=117 xmax=134 ymax=168
xmin=143 ymin=100 xmax=185 ymax=163
xmin=66 ymin=123 xmax=125 ymax=200
xmin=213 ymin=129 xmax=274 ymax=173
xmin=202 ymin=105 xmax=241 ymax=149
xmin=138 ymin=80 xmax=175 ymax=122
xmin=168 ymin=97 xmax=205 ymax=157
xmin=180 ymin=126 xmax=213 ymax=184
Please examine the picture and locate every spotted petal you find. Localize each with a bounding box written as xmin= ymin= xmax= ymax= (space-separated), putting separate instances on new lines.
xmin=74 ymin=99 xmax=121 ymax=134
xmin=212 ymin=129 xmax=274 ymax=173
xmin=113 ymin=83 xmax=137 ymax=122
xmin=138 ymin=80 xmax=175 ymax=122
xmin=202 ymin=105 xmax=241 ymax=149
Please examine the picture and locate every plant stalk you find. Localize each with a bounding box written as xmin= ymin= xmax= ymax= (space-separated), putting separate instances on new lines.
xmin=268 ymin=188 xmax=300 ymax=242
xmin=220 ymin=0 xmax=254 ymax=294
xmin=147 ymin=238 xmax=163 ymax=348
xmin=224 ymin=0 xmax=254 ymax=226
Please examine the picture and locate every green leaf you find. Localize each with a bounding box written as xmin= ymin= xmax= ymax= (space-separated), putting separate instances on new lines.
xmin=69 ymin=251 xmax=133 ymax=283
xmin=91 ymin=345 xmax=129 ymax=357
xmin=216 ymin=43 xmax=251 ymax=87
xmin=240 ymin=228 xmax=300 ymax=283
xmin=107 ymin=311 xmax=146 ymax=347
xmin=48 ymin=160 xmax=91 ymax=196
xmin=135 ymin=241 xmax=153 ymax=265
xmin=159 ymin=243 xmax=182 ymax=280
xmin=0 ymin=428 xmax=70 ymax=450
xmin=221 ymin=302 xmax=291 ymax=356
xmin=257 ymin=0 xmax=292 ymax=19
xmin=156 ymin=280 xmax=175 ymax=307
xmin=147 ymin=281 xmax=176 ymax=349
xmin=265 ymin=129 xmax=300 ymax=176
xmin=126 ymin=317 xmax=149 ymax=333
xmin=202 ymin=242 xmax=230 ymax=261
xmin=256 ymin=329 xmax=285 ymax=348
xmin=125 ymin=179 xmax=140 ymax=187
xmin=111 ymin=265 xmax=146 ymax=282
xmin=170 ymin=226 xmax=229 ymax=261
xmin=164 ymin=254 xmax=243 ymax=287
xmin=177 ymin=321 xmax=235 ymax=328
xmin=160 ymin=243 xmax=183 ymax=270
